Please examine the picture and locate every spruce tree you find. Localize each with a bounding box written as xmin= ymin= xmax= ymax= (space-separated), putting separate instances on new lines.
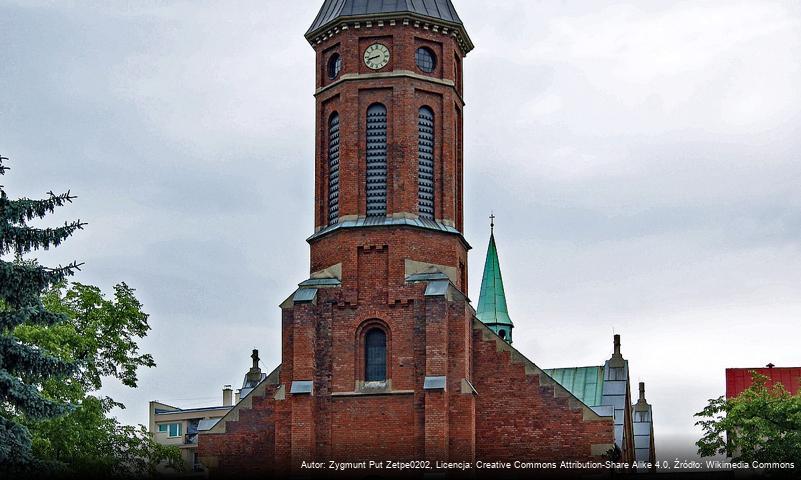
xmin=0 ymin=154 xmax=84 ymax=466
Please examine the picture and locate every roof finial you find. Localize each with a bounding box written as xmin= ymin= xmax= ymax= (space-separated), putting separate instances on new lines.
xmin=490 ymin=212 xmax=495 ymax=234
xmin=251 ymin=349 xmax=260 ymax=369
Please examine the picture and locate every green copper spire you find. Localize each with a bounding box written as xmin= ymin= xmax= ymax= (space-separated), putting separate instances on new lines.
xmin=476 ymin=215 xmax=514 ymax=343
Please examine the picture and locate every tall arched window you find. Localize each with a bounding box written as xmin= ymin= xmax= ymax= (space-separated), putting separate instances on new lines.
xmin=328 ymin=112 xmax=340 ymax=225
xmin=365 ymin=103 xmax=387 ymax=217
xmin=364 ymin=328 xmax=387 ymax=382
xmin=418 ymin=106 xmax=435 ymax=220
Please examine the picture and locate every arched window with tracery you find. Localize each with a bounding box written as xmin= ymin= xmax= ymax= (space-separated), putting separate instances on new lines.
xmin=365 ymin=103 xmax=387 ymax=217
xmin=328 ymin=112 xmax=340 ymax=224
xmin=418 ymin=106 xmax=435 ymax=220
xmin=364 ymin=328 xmax=387 ymax=382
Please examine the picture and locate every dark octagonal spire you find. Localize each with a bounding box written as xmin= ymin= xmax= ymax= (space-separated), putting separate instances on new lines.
xmin=307 ymin=0 xmax=464 ymax=36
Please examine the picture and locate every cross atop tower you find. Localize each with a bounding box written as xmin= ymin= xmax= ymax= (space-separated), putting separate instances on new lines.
xmin=490 ymin=212 xmax=495 ymax=234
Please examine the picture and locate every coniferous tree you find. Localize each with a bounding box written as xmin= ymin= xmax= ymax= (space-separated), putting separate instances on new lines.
xmin=0 ymin=154 xmax=85 ymax=467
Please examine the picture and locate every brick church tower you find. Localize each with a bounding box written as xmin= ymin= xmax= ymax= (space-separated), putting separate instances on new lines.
xmin=290 ymin=0 xmax=476 ymax=465
xmin=197 ymin=1 xmax=625 ymax=476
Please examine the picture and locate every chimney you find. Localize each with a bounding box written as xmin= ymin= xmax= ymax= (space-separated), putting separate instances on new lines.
xmin=613 ymin=334 xmax=621 ymax=356
xmin=234 ymin=390 xmax=241 ymax=404
xmin=222 ymin=385 xmax=233 ymax=406
xmin=639 ymin=382 xmax=646 ymax=402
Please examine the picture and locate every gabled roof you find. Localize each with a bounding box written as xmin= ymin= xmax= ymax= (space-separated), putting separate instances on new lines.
xmin=307 ymin=0 xmax=463 ymax=36
xmin=476 ymin=233 xmax=513 ymax=327
xmin=544 ymin=367 xmax=604 ymax=407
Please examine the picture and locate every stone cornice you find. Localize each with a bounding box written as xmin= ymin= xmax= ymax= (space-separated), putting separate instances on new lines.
xmin=315 ymin=70 xmax=465 ymax=105
xmin=305 ymin=13 xmax=474 ymax=55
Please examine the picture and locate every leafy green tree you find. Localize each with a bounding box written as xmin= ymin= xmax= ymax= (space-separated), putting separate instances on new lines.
xmin=695 ymin=372 xmax=801 ymax=464
xmin=17 ymin=281 xmax=156 ymax=403
xmin=0 ymin=154 xmax=84 ymax=467
xmin=1 ymin=155 xmax=179 ymax=476
xmin=15 ymin=280 xmax=180 ymax=477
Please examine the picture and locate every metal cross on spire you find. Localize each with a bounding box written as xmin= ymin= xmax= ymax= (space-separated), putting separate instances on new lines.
xmin=490 ymin=212 xmax=495 ymax=234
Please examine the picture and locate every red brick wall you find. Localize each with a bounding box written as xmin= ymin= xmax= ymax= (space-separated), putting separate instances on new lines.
xmin=312 ymin=23 xmax=465 ymax=232
xmin=198 ymin=304 xmax=616 ymax=476
xmin=196 ymin=384 xmax=287 ymax=476
xmin=310 ymin=226 xmax=469 ymax=294
xmin=472 ymin=325 xmax=614 ymax=462
xmin=330 ymin=394 xmax=417 ymax=460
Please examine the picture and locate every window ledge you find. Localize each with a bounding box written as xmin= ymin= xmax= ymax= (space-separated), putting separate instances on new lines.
xmin=331 ymin=389 xmax=415 ymax=397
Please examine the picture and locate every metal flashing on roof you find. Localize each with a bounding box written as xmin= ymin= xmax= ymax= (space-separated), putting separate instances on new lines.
xmin=460 ymin=378 xmax=477 ymax=395
xmin=290 ymin=381 xmax=314 ymax=395
xmin=544 ymin=367 xmax=605 ymax=407
xmin=633 ymin=423 xmax=652 ymax=436
xmin=424 ymin=280 xmax=450 ymax=297
xmin=308 ymin=216 xmax=469 ymax=248
xmin=604 ymin=380 xmax=628 ymax=396
xmin=154 ymin=405 xmax=230 ymax=415
xmin=423 ymin=376 xmax=447 ymax=390
xmin=293 ymin=288 xmax=318 ymax=304
xmin=601 ymin=359 xmax=630 ymax=451
xmin=592 ymin=405 xmax=614 ymax=417
xmin=299 ymin=277 xmax=341 ymax=287
xmin=197 ymin=418 xmax=220 ymax=432
xmin=405 ymin=272 xmax=449 ymax=283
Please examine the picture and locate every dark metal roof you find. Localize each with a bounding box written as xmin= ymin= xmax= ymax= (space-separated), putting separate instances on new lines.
xmin=307 ymin=0 xmax=463 ymax=36
xmin=307 ymin=216 xmax=470 ymax=249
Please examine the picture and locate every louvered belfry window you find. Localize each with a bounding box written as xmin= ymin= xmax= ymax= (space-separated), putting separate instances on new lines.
xmin=365 ymin=328 xmax=387 ymax=382
xmin=328 ymin=113 xmax=340 ymax=225
xmin=365 ymin=104 xmax=388 ymax=217
xmin=418 ymin=106 xmax=435 ymax=220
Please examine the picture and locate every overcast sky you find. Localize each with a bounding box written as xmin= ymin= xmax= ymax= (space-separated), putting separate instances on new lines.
xmin=2 ymin=0 xmax=800 ymax=458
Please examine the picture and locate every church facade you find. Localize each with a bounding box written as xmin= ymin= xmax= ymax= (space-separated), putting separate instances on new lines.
xmin=197 ymin=1 xmax=654 ymax=476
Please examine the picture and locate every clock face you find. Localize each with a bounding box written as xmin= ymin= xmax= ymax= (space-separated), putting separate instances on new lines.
xmin=363 ymin=43 xmax=390 ymax=70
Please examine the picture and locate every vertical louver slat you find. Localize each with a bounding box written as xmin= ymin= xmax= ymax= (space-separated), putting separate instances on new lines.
xmin=418 ymin=106 xmax=435 ymax=220
xmin=328 ymin=113 xmax=340 ymax=225
xmin=366 ymin=104 xmax=387 ymax=217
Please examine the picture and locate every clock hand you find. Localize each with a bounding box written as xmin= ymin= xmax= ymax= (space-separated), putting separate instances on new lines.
xmin=367 ymin=55 xmax=381 ymax=61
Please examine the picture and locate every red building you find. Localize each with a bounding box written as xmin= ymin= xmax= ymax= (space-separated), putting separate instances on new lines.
xmin=726 ymin=366 xmax=801 ymax=398
xmin=197 ymin=1 xmax=655 ymax=476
